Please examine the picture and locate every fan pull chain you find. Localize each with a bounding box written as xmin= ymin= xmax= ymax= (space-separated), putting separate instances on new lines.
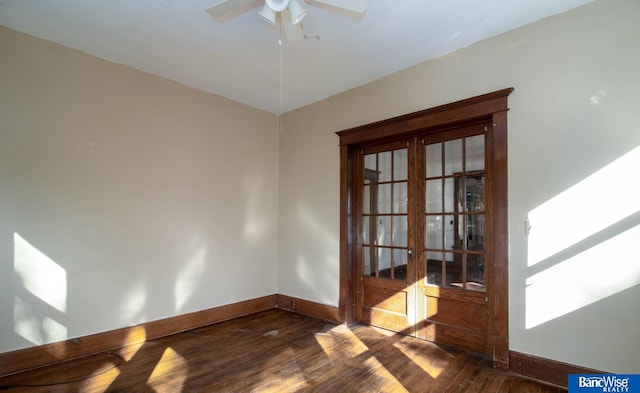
xmin=278 ymin=18 xmax=283 ymax=133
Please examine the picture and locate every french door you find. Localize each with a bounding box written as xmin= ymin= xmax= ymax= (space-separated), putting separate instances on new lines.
xmin=355 ymin=123 xmax=492 ymax=355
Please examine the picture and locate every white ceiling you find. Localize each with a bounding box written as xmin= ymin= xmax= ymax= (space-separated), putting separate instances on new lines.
xmin=0 ymin=0 xmax=593 ymax=114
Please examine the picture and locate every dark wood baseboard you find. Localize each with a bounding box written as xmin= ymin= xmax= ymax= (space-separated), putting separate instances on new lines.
xmin=509 ymin=351 xmax=605 ymax=388
xmin=276 ymin=294 xmax=340 ymax=324
xmin=0 ymin=294 xmax=277 ymax=377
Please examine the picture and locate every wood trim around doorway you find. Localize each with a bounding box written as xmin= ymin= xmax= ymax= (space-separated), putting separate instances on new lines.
xmin=336 ymin=88 xmax=514 ymax=370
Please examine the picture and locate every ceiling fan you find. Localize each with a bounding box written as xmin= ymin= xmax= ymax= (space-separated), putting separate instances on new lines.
xmin=206 ymin=0 xmax=368 ymax=44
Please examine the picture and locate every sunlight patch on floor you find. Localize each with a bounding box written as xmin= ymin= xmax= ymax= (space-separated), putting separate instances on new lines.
xmin=316 ymin=325 xmax=369 ymax=360
xmin=147 ymin=347 xmax=188 ymax=392
xmin=393 ymin=340 xmax=444 ymax=379
xmin=80 ymin=361 xmax=121 ymax=393
xmin=362 ymin=356 xmax=410 ymax=393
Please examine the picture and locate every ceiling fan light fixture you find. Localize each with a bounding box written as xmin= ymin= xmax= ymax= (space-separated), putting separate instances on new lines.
xmin=287 ymin=0 xmax=308 ymax=25
xmin=257 ymin=4 xmax=277 ymax=25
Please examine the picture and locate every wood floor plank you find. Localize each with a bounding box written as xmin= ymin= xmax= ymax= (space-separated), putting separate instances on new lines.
xmin=0 ymin=310 xmax=564 ymax=392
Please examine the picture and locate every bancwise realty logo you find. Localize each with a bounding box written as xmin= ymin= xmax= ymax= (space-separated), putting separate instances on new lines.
xmin=569 ymin=374 xmax=640 ymax=392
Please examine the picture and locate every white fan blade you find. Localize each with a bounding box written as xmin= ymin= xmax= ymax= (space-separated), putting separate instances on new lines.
xmin=306 ymin=0 xmax=367 ymax=14
xmin=206 ymin=0 xmax=262 ymax=21
xmin=282 ymin=10 xmax=305 ymax=44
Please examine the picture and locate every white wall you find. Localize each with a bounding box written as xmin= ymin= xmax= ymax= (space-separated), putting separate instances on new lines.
xmin=0 ymin=26 xmax=279 ymax=353
xmin=278 ymin=0 xmax=640 ymax=373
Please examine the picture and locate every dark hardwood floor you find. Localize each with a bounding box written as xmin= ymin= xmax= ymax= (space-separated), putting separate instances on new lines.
xmin=0 ymin=309 xmax=564 ymax=392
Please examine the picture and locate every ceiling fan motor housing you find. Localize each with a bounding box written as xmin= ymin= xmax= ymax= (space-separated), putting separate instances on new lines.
xmin=265 ymin=0 xmax=290 ymax=12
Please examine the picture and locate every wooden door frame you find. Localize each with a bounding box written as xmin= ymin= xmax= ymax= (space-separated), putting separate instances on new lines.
xmin=336 ymin=88 xmax=513 ymax=370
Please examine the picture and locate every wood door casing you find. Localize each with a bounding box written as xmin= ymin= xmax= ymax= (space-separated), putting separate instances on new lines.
xmin=337 ymin=88 xmax=513 ymax=370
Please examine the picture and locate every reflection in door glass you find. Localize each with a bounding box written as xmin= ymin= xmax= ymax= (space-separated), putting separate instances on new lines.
xmin=466 ymin=135 xmax=485 ymax=172
xmin=445 ymin=253 xmax=463 ymax=288
xmin=363 ymin=184 xmax=371 ymax=215
xmin=467 ymin=254 xmax=485 ymax=291
xmin=394 ymin=149 xmax=408 ymax=181
xmin=393 ymin=182 xmax=408 ymax=214
xmin=425 ymin=143 xmax=442 ymax=177
xmin=378 ymin=151 xmax=392 ymax=182
xmin=467 ymin=215 xmax=486 ymax=250
xmin=377 ymin=184 xmax=392 ymax=214
xmin=465 ymin=176 xmax=485 ymax=212
xmin=378 ymin=248 xmax=391 ymax=278
xmin=363 ymin=246 xmax=373 ymax=276
xmin=425 ymin=179 xmax=442 ymax=213
xmin=444 ymin=139 xmax=463 ymax=176
xmin=392 ymin=216 xmax=407 ymax=247
xmin=425 ymin=215 xmax=443 ymax=249
xmin=444 ymin=214 xmax=455 ymax=250
xmin=393 ymin=249 xmax=407 ymax=281
xmin=444 ymin=177 xmax=455 ymax=212
xmin=426 ymin=252 xmax=441 ymax=285
xmin=377 ymin=216 xmax=391 ymax=246
xmin=364 ymin=154 xmax=376 ymax=171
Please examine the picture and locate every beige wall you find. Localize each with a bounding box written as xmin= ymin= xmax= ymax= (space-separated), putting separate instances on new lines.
xmin=0 ymin=26 xmax=279 ymax=353
xmin=278 ymin=0 xmax=640 ymax=373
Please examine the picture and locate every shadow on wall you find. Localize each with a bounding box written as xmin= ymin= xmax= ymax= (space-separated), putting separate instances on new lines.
xmin=525 ymin=145 xmax=640 ymax=329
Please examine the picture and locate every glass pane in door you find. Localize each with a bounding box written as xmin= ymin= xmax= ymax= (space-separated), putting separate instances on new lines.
xmin=393 ymin=249 xmax=407 ymax=281
xmin=466 ymin=135 xmax=485 ymax=172
xmin=425 ymin=143 xmax=442 ymax=177
xmin=444 ymin=139 xmax=462 ymax=176
xmin=467 ymin=254 xmax=485 ymax=291
xmin=445 ymin=252 xmax=463 ymax=288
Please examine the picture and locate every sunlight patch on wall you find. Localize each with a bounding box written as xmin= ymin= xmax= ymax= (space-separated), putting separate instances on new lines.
xmin=296 ymin=255 xmax=312 ymax=285
xmin=526 ymin=223 xmax=640 ymax=329
xmin=147 ymin=347 xmax=188 ymax=392
xmin=14 ymin=232 xmax=67 ymax=313
xmin=119 ymin=278 xmax=147 ymax=326
xmin=13 ymin=232 xmax=68 ymax=346
xmin=527 ymin=146 xmax=640 ymax=267
xmin=243 ymin=175 xmax=273 ymax=244
xmin=297 ymin=203 xmax=339 ymax=250
xmin=13 ymin=296 xmax=67 ymax=345
xmin=174 ymin=245 xmax=206 ymax=312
